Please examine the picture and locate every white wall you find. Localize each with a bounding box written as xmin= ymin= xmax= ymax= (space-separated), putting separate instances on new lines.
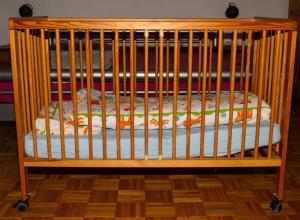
xmin=0 ymin=0 xmax=289 ymax=45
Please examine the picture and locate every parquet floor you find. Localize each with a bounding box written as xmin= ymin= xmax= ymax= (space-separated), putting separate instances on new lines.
xmin=0 ymin=103 xmax=300 ymax=219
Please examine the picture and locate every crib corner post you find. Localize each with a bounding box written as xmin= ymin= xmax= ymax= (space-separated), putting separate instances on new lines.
xmin=272 ymin=30 xmax=297 ymax=212
xmin=9 ymin=29 xmax=30 ymax=211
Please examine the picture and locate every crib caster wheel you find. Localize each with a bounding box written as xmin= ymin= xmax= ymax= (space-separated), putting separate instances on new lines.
xmin=14 ymin=200 xmax=29 ymax=212
xmin=13 ymin=194 xmax=30 ymax=212
xmin=270 ymin=194 xmax=282 ymax=212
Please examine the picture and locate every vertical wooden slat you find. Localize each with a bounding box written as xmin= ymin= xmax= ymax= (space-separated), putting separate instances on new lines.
xmin=158 ymin=30 xmax=164 ymax=160
xmin=254 ymin=30 xmax=267 ymax=158
xmin=112 ymin=33 xmax=115 ymax=93
xmin=85 ymin=30 xmax=93 ymax=160
xmin=55 ymin=30 xmax=66 ymax=160
xmin=155 ymin=32 xmax=159 ymax=97
xmin=240 ymin=33 xmax=245 ymax=92
xmin=251 ymin=38 xmax=258 ymax=93
xmin=90 ymin=33 xmax=94 ymax=89
xmin=274 ymin=34 xmax=285 ymax=153
xmin=275 ymin=35 xmax=284 ymax=122
xmin=268 ymin=31 xmax=281 ymax=159
xmin=26 ymin=29 xmax=38 ymax=159
xmin=254 ymin=38 xmax=261 ymax=93
xmin=16 ymin=31 xmax=27 ymax=133
xmin=227 ymin=30 xmax=238 ymax=159
xmin=79 ymin=31 xmax=84 ymax=89
xmin=200 ymin=30 xmax=208 ymax=159
xmin=208 ymin=32 xmax=213 ymax=96
xmin=213 ymin=30 xmax=223 ymax=159
xmin=186 ymin=30 xmax=193 ymax=160
xmin=100 ymin=29 xmax=107 ymax=160
xmin=144 ymin=30 xmax=149 ymax=160
xmin=37 ymin=32 xmax=44 ymax=108
xmin=21 ymin=31 xmax=31 ymax=131
xmin=263 ymin=34 xmax=271 ymax=100
xmin=14 ymin=30 xmax=25 ymax=134
xmin=70 ymin=29 xmax=79 ymax=160
xmin=30 ymin=32 xmax=37 ymax=117
xmin=45 ymin=33 xmax=51 ymax=104
xmin=240 ymin=31 xmax=253 ymax=159
xmin=40 ymin=29 xmax=52 ymax=160
xmin=166 ymin=32 xmax=170 ymax=96
xmin=33 ymin=34 xmax=41 ymax=113
xmin=68 ymin=37 xmax=72 ymax=95
xmin=278 ymin=32 xmax=288 ymax=126
xmin=115 ymin=30 xmax=121 ymax=160
xmin=134 ymin=33 xmax=137 ymax=96
xmin=198 ymin=32 xmax=202 ymax=95
xmin=130 ymin=30 xmax=135 ymax=160
xmin=267 ymin=35 xmax=275 ymax=104
xmin=34 ymin=33 xmax=42 ymax=112
xmin=172 ymin=30 xmax=179 ymax=160
xmin=123 ymin=31 xmax=127 ymax=96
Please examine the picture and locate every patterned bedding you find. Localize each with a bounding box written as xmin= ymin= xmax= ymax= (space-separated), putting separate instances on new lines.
xmin=36 ymin=89 xmax=271 ymax=135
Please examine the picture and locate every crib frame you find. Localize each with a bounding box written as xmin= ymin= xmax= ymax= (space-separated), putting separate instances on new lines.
xmin=8 ymin=17 xmax=297 ymax=211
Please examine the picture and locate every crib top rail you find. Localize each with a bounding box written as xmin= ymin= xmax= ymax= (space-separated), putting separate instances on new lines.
xmin=9 ymin=17 xmax=297 ymax=31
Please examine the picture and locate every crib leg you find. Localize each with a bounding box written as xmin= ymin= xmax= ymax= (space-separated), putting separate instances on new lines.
xmin=270 ymin=166 xmax=285 ymax=212
xmin=13 ymin=166 xmax=30 ymax=212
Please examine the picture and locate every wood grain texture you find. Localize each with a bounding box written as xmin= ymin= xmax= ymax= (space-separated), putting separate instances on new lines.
xmin=9 ymin=18 xmax=297 ymax=31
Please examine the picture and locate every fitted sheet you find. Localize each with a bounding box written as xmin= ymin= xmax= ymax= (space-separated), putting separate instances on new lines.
xmin=25 ymin=122 xmax=281 ymax=159
xmin=36 ymin=90 xmax=271 ymax=136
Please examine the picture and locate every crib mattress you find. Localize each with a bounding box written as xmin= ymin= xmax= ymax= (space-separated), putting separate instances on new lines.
xmin=25 ymin=122 xmax=281 ymax=159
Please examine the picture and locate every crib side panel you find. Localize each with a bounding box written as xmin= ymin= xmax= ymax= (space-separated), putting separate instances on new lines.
xmin=8 ymin=18 xmax=296 ymax=167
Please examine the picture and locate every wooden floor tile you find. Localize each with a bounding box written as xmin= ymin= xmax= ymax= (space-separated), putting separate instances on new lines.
xmin=146 ymin=203 xmax=176 ymax=217
xmin=119 ymin=178 xmax=145 ymax=190
xmin=172 ymin=190 xmax=202 ymax=203
xmin=55 ymin=203 xmax=87 ymax=217
xmin=199 ymin=188 xmax=230 ymax=202
xmin=61 ymin=191 xmax=90 ymax=203
xmin=84 ymin=203 xmax=116 ymax=217
xmin=174 ymin=202 xmax=206 ymax=216
xmin=203 ymin=202 xmax=236 ymax=216
xmin=170 ymin=178 xmax=198 ymax=190
xmin=39 ymin=178 xmax=68 ymax=191
xmin=117 ymin=190 xmax=145 ymax=203
xmin=226 ymin=190 xmax=256 ymax=201
xmin=92 ymin=179 xmax=119 ymax=191
xmin=232 ymin=201 xmax=265 ymax=216
xmin=115 ymin=202 xmax=145 ymax=217
xmin=220 ymin=178 xmax=244 ymax=191
xmin=196 ymin=178 xmax=224 ymax=188
xmin=145 ymin=179 xmax=172 ymax=190
xmin=32 ymin=190 xmax=62 ymax=203
xmin=89 ymin=191 xmax=118 ymax=203
xmin=241 ymin=177 xmax=276 ymax=190
xmin=145 ymin=190 xmax=173 ymax=203
xmin=66 ymin=178 xmax=95 ymax=191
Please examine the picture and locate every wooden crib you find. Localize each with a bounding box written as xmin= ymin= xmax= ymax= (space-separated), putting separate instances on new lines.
xmin=8 ymin=17 xmax=297 ymax=212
